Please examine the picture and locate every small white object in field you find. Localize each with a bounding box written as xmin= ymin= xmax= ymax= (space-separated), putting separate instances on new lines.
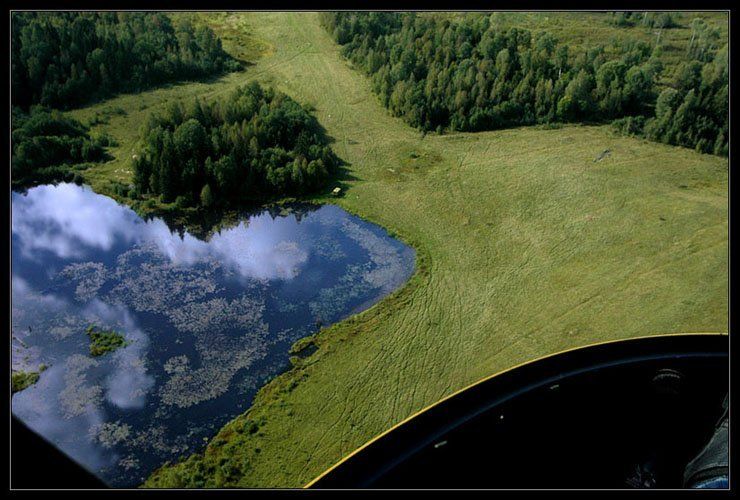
xmin=332 ymin=187 xmax=342 ymax=196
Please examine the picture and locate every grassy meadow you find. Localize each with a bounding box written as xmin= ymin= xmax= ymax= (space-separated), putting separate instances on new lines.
xmin=63 ymin=12 xmax=727 ymax=487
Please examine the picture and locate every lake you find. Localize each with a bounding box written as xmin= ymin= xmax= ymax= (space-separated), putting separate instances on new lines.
xmin=11 ymin=183 xmax=415 ymax=487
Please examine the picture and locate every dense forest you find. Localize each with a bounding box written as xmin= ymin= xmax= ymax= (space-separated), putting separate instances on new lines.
xmin=11 ymin=107 xmax=112 ymax=189
xmin=132 ymin=82 xmax=339 ymax=208
xmin=613 ymin=44 xmax=728 ymax=156
xmin=319 ymin=12 xmax=728 ymax=155
xmin=11 ymin=12 xmax=240 ymax=110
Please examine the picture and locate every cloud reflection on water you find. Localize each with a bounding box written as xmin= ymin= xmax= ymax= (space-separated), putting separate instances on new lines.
xmin=12 ymin=184 xmax=311 ymax=281
xmin=12 ymin=361 xmax=114 ymax=474
xmin=11 ymin=278 xmax=154 ymax=476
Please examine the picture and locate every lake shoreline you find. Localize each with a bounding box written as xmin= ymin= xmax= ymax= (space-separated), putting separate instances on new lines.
xmin=11 ymin=183 xmax=418 ymax=487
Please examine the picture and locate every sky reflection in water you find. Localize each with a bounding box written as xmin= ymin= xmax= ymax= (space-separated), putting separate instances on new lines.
xmin=11 ymin=183 xmax=415 ymax=487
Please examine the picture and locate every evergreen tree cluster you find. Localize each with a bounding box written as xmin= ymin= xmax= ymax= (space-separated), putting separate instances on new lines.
xmin=12 ymin=12 xmax=240 ymax=110
xmin=320 ymin=12 xmax=727 ymax=155
xmin=12 ymin=107 xmax=111 ymax=189
xmin=133 ymin=82 xmax=339 ymax=207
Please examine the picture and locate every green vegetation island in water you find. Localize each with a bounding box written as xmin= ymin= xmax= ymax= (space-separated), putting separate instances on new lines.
xmin=12 ymin=365 xmax=48 ymax=394
xmin=86 ymin=325 xmax=129 ymax=357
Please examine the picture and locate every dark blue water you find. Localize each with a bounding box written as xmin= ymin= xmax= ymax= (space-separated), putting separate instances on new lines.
xmin=11 ymin=183 xmax=415 ymax=487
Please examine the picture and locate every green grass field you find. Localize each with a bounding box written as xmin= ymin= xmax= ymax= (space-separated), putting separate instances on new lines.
xmin=66 ymin=12 xmax=727 ymax=488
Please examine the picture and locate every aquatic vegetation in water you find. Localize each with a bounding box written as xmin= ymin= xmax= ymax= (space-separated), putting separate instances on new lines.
xmin=107 ymin=244 xmax=223 ymax=314
xmin=309 ymin=264 xmax=374 ymax=321
xmin=59 ymin=354 xmax=103 ymax=419
xmin=91 ymin=421 xmax=132 ymax=448
xmin=163 ymin=355 xmax=190 ymax=375
xmin=119 ymin=456 xmax=139 ymax=471
xmin=275 ymin=299 xmax=300 ymax=314
xmin=39 ymin=312 xmax=92 ymax=342
xmin=342 ymin=219 xmax=409 ymax=292
xmin=86 ymin=325 xmax=128 ymax=357
xmin=312 ymin=233 xmax=347 ymax=261
xmin=166 ymin=294 xmax=267 ymax=336
xmin=59 ymin=262 xmax=109 ymax=302
xmin=159 ymin=334 xmax=268 ymax=409
xmin=129 ymin=424 xmax=191 ymax=457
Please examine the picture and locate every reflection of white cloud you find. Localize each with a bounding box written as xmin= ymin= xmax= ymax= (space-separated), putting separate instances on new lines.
xmin=12 ymin=184 xmax=141 ymax=259
xmin=13 ymin=276 xmax=155 ymax=411
xmin=140 ymin=217 xmax=310 ymax=280
xmin=12 ymin=363 xmax=114 ymax=475
xmin=11 ymin=279 xmax=154 ymax=479
xmin=13 ymin=183 xmax=311 ymax=281
xmin=141 ymin=218 xmax=209 ymax=265
xmin=12 ymin=275 xmax=66 ymax=310
xmin=206 ymin=219 xmax=309 ymax=280
xmin=12 ymin=276 xmax=69 ymax=347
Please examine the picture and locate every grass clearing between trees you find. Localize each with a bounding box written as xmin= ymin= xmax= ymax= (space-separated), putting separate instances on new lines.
xmin=65 ymin=12 xmax=727 ymax=487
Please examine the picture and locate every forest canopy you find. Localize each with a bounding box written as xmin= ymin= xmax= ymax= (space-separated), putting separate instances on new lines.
xmin=319 ymin=12 xmax=727 ymax=156
xmin=11 ymin=12 xmax=240 ymax=109
xmin=11 ymin=107 xmax=112 ymax=189
xmin=132 ymin=82 xmax=339 ymax=208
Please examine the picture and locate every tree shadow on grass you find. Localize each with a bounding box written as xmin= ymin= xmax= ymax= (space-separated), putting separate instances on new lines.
xmin=331 ymin=163 xmax=361 ymax=191
xmin=150 ymin=65 xmax=248 ymax=92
